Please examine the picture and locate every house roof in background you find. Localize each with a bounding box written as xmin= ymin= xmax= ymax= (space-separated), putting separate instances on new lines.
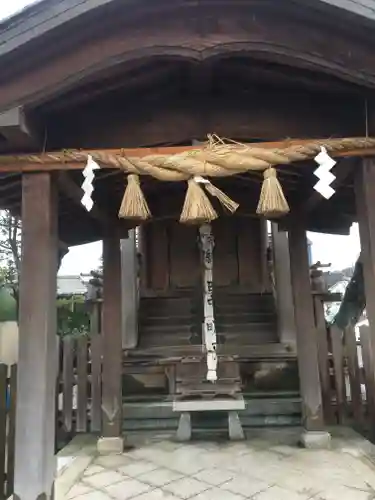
xmin=57 ymin=274 xmax=90 ymax=296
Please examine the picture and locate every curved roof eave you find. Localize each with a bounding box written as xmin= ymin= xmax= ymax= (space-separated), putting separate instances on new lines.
xmin=317 ymin=0 xmax=375 ymax=21
xmin=0 ymin=0 xmax=119 ymax=57
xmin=1 ymin=0 xmax=375 ymax=60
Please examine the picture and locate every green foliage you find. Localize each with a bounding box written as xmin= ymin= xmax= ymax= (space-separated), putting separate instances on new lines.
xmin=0 ymin=211 xmax=21 ymax=311
xmin=0 ymin=287 xmax=17 ymax=322
xmin=57 ymin=295 xmax=90 ymax=337
xmin=0 ymin=210 xmax=92 ymax=336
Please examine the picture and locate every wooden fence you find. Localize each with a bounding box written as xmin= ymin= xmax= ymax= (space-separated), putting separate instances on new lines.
xmin=322 ymin=322 xmax=369 ymax=429
xmin=0 ymin=334 xmax=103 ymax=498
xmin=56 ymin=334 xmax=103 ymax=435
xmin=0 ymin=364 xmax=17 ymax=500
xmin=314 ymin=294 xmax=369 ymax=430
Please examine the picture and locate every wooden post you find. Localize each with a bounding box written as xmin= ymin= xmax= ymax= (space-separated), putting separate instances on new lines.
xmin=313 ymin=296 xmax=335 ymax=424
xmin=98 ymin=235 xmax=123 ymax=453
xmin=330 ymin=324 xmax=346 ymax=423
xmin=121 ymin=230 xmax=138 ymax=349
xmin=355 ymin=158 xmax=375 ymax=436
xmin=271 ymin=223 xmax=296 ymax=347
xmin=14 ymin=173 xmax=58 ymax=500
xmin=289 ymin=221 xmax=329 ymax=447
xmin=344 ymin=325 xmax=363 ymax=425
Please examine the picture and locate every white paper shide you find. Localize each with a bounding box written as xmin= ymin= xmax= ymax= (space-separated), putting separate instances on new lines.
xmin=81 ymin=155 xmax=100 ymax=212
xmin=313 ymin=147 xmax=336 ymax=200
xmin=199 ymin=224 xmax=217 ymax=382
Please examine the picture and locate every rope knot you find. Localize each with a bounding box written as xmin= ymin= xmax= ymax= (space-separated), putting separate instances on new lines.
xmin=264 ymin=167 xmax=277 ymax=179
xmin=129 ymin=173 xmax=140 ymax=185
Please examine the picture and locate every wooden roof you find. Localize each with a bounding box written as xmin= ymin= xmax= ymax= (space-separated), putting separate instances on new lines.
xmin=0 ymin=0 xmax=375 ymax=244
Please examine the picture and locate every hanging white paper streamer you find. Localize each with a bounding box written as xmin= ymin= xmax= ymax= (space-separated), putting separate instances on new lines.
xmin=81 ymin=155 xmax=100 ymax=211
xmin=199 ymin=224 xmax=217 ymax=382
xmin=313 ymin=147 xmax=336 ymax=200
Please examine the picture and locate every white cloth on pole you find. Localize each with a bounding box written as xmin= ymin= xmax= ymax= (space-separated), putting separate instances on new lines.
xmin=199 ymin=224 xmax=217 ymax=382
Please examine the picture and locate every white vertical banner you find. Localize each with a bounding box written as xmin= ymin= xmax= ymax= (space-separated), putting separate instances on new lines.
xmin=199 ymin=224 xmax=217 ymax=382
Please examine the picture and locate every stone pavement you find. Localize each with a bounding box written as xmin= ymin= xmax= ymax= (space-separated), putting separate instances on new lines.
xmin=60 ymin=428 xmax=375 ymax=500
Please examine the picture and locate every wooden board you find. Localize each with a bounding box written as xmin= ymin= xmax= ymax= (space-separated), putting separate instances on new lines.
xmin=344 ymin=325 xmax=363 ymax=423
xmin=90 ymin=334 xmax=102 ymax=433
xmin=142 ymin=216 xmax=265 ymax=295
xmin=360 ymin=325 xmax=375 ymax=422
xmin=169 ymin=223 xmax=200 ymax=289
xmin=237 ymin=217 xmax=263 ymax=290
xmin=314 ymin=297 xmax=334 ymax=424
xmin=6 ymin=365 xmax=17 ymax=498
xmin=212 ymin=218 xmax=238 ymax=287
xmin=76 ymin=336 xmax=88 ymax=433
xmin=62 ymin=336 xmax=74 ymax=432
xmin=330 ymin=325 xmax=346 ymax=423
xmin=145 ymin=221 xmax=169 ymax=290
xmin=0 ymin=364 xmax=7 ymax=497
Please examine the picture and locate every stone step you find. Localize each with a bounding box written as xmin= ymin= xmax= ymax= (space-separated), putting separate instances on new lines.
xmin=121 ymin=397 xmax=302 ymax=431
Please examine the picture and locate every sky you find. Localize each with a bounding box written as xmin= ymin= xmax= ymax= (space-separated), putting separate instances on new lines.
xmin=0 ymin=1 xmax=362 ymax=276
xmin=0 ymin=0 xmax=36 ymax=20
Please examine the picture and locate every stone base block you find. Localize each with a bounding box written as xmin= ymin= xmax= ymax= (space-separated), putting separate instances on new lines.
xmin=300 ymin=431 xmax=331 ymax=449
xmin=228 ymin=411 xmax=245 ymax=441
xmin=176 ymin=412 xmax=192 ymax=442
xmin=97 ymin=437 xmax=124 ymax=455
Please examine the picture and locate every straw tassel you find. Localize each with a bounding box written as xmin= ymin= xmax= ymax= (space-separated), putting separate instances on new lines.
xmin=118 ymin=174 xmax=151 ymax=220
xmin=256 ymin=167 xmax=290 ymax=218
xmin=204 ymin=182 xmax=239 ymax=214
xmin=180 ymin=178 xmax=218 ymax=224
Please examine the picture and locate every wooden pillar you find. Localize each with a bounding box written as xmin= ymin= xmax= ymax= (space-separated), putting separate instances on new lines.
xmin=355 ymin=158 xmax=375 ymax=435
xmin=271 ymin=223 xmax=296 ymax=347
xmin=98 ymin=235 xmax=123 ymax=453
xmin=121 ymin=230 xmax=138 ymax=349
xmin=289 ymin=221 xmax=327 ymax=440
xmin=14 ymin=173 xmax=58 ymax=500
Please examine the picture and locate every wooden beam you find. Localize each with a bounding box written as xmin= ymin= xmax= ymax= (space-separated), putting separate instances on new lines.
xmin=289 ymin=220 xmax=325 ymax=432
xmin=101 ymin=235 xmax=123 ymax=441
xmin=1 ymin=138 xmax=375 ymax=173
xmin=58 ymin=171 xmax=114 ymax=226
xmin=45 ymin=90 xmax=364 ymax=150
xmin=14 ymin=173 xmax=58 ymax=500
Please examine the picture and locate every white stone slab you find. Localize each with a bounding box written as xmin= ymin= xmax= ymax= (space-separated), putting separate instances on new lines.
xmin=173 ymin=398 xmax=245 ymax=412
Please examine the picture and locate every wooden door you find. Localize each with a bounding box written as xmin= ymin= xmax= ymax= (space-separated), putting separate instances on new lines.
xmin=142 ymin=220 xmax=200 ymax=293
xmin=141 ymin=216 xmax=266 ymax=294
xmin=212 ymin=216 xmax=265 ymax=291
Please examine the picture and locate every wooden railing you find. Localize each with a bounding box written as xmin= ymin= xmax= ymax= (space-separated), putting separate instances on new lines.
xmin=0 ymin=364 xmax=17 ymax=500
xmin=314 ymin=294 xmax=368 ymax=430
xmin=56 ymin=334 xmax=103 ymax=436
xmin=0 ymin=334 xmax=105 ymax=499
